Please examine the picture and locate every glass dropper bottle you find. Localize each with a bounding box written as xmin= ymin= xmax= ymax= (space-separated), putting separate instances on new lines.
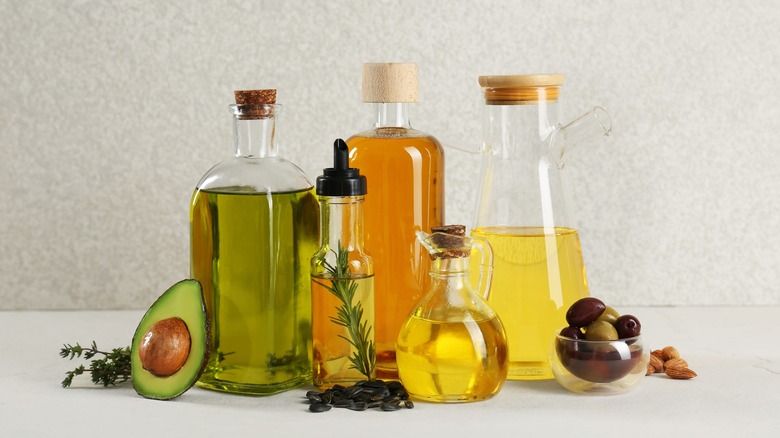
xmin=311 ymin=139 xmax=375 ymax=387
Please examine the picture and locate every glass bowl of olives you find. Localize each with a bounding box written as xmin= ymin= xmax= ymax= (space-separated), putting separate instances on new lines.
xmin=551 ymin=334 xmax=648 ymax=395
xmin=549 ymin=297 xmax=649 ymax=395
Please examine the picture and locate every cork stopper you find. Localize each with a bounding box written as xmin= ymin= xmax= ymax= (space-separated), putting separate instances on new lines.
xmin=362 ymin=63 xmax=419 ymax=103
xmin=233 ymin=89 xmax=277 ymax=119
xmin=234 ymin=89 xmax=277 ymax=105
xmin=479 ymin=74 xmax=565 ymax=105
xmin=428 ymin=225 xmax=469 ymax=260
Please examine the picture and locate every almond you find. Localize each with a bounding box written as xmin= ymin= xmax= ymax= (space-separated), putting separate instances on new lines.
xmin=661 ymin=346 xmax=680 ymax=361
xmin=646 ymin=364 xmax=655 ymax=376
xmin=651 ymin=349 xmax=664 ymax=361
xmin=649 ymin=354 xmax=664 ymax=372
xmin=664 ymin=357 xmax=688 ymax=369
xmin=665 ymin=367 xmax=697 ymax=379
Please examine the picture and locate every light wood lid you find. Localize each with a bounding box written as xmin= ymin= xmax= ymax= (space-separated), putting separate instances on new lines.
xmin=362 ymin=63 xmax=418 ymax=103
xmin=479 ymin=74 xmax=564 ymax=88
xmin=479 ymin=74 xmax=565 ymax=104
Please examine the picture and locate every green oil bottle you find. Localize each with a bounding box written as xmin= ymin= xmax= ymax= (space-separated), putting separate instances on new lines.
xmin=190 ymin=89 xmax=318 ymax=395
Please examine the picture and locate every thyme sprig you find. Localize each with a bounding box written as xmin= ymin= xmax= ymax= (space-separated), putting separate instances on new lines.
xmin=59 ymin=341 xmax=131 ymax=388
xmin=313 ymin=242 xmax=375 ymax=380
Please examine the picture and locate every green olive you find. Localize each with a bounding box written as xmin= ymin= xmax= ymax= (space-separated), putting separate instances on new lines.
xmin=596 ymin=305 xmax=620 ymax=324
xmin=584 ymin=320 xmax=619 ymax=341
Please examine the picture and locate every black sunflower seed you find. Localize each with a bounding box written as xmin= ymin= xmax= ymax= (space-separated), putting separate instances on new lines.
xmin=309 ymin=403 xmax=332 ymax=413
xmin=344 ymin=386 xmax=363 ymax=398
xmin=363 ymin=380 xmax=386 ymax=389
xmin=380 ymin=402 xmax=401 ymax=411
xmin=333 ymin=399 xmax=353 ymax=408
xmin=348 ymin=401 xmax=369 ymax=411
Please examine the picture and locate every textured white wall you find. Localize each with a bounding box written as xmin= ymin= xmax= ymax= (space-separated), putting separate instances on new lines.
xmin=1 ymin=0 xmax=779 ymax=309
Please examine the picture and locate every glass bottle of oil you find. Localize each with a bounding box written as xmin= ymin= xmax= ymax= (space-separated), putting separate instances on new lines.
xmin=190 ymin=89 xmax=318 ymax=395
xmin=311 ymin=139 xmax=374 ymax=388
xmin=471 ymin=74 xmax=612 ymax=380
xmin=346 ymin=63 xmax=444 ymax=379
xmin=397 ymin=225 xmax=508 ymax=403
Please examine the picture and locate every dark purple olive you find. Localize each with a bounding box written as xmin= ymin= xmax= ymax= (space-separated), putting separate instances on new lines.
xmin=559 ymin=326 xmax=584 ymax=340
xmin=615 ymin=314 xmax=641 ymax=338
xmin=566 ymin=297 xmax=606 ymax=327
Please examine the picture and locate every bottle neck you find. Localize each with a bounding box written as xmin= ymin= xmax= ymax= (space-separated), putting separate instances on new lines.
xmin=319 ymin=196 xmax=366 ymax=251
xmin=483 ymin=99 xmax=561 ymax=158
xmin=429 ymin=256 xmax=473 ymax=299
xmin=430 ymin=256 xmax=470 ymax=276
xmin=372 ymin=103 xmax=412 ymax=128
xmin=231 ymin=104 xmax=280 ymax=158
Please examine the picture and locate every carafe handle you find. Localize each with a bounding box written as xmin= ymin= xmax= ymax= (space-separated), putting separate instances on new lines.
xmin=470 ymin=235 xmax=494 ymax=300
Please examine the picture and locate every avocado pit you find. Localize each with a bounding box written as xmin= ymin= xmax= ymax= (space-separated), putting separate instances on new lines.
xmin=138 ymin=317 xmax=191 ymax=377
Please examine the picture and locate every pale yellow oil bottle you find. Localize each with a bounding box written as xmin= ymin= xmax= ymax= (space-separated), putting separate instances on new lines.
xmin=396 ymin=315 xmax=508 ymax=402
xmin=471 ymin=226 xmax=589 ymax=380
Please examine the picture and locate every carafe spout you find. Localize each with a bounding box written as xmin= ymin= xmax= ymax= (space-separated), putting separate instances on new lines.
xmin=551 ymin=107 xmax=612 ymax=166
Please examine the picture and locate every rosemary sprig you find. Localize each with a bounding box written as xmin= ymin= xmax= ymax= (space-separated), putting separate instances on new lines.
xmin=59 ymin=341 xmax=131 ymax=388
xmin=313 ymin=242 xmax=375 ymax=380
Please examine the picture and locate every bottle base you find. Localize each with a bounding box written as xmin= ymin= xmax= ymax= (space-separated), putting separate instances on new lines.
xmin=196 ymin=373 xmax=310 ymax=396
xmin=375 ymin=351 xmax=399 ymax=380
xmin=409 ymin=393 xmax=499 ymax=403
xmin=313 ymin=376 xmax=368 ymax=389
xmin=376 ymin=367 xmax=399 ymax=380
xmin=507 ymin=361 xmax=554 ymax=380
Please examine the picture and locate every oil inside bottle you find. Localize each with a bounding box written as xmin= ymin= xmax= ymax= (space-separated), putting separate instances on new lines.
xmin=471 ymin=226 xmax=589 ymax=379
xmin=396 ymin=315 xmax=507 ymax=402
xmin=312 ymin=274 xmax=375 ymax=387
xmin=191 ymin=187 xmax=318 ymax=394
xmin=347 ymin=129 xmax=444 ymax=379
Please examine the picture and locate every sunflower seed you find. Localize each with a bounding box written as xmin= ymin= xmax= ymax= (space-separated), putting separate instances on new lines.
xmin=309 ymin=403 xmax=332 ymax=413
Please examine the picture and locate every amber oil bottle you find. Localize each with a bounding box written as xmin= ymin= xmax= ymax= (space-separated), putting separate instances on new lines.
xmin=346 ymin=63 xmax=445 ymax=379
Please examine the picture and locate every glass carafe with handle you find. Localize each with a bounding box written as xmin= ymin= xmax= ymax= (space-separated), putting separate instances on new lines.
xmin=396 ymin=225 xmax=508 ymax=403
xmin=471 ymin=74 xmax=612 ymax=380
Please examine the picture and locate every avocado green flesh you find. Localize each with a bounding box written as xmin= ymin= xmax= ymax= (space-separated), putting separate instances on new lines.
xmin=131 ymin=279 xmax=209 ymax=400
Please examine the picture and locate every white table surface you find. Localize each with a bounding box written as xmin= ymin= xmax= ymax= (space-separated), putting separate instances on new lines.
xmin=2 ymin=307 xmax=778 ymax=437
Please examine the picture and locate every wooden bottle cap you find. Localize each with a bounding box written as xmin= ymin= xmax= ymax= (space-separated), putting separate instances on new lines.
xmin=478 ymin=74 xmax=565 ymax=104
xmin=431 ymin=225 xmax=466 ymax=236
xmin=362 ymin=63 xmax=418 ymax=103
xmin=233 ymin=89 xmax=277 ymax=119
xmin=234 ymin=89 xmax=277 ymax=105
xmin=429 ymin=225 xmax=469 ymax=259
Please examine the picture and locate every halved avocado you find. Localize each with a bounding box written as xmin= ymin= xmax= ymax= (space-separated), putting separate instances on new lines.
xmin=131 ymin=279 xmax=210 ymax=400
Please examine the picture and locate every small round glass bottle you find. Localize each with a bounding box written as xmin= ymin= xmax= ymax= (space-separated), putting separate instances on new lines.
xmin=311 ymin=139 xmax=375 ymax=387
xmin=396 ymin=225 xmax=508 ymax=403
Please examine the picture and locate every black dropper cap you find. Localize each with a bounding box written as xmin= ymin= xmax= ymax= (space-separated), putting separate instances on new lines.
xmin=316 ymin=139 xmax=367 ymax=196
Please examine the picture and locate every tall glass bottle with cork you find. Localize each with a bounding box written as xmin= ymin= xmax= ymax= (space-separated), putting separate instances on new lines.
xmin=347 ymin=63 xmax=445 ymax=379
xmin=190 ymin=89 xmax=319 ymax=395
xmin=311 ymin=139 xmax=375 ymax=387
